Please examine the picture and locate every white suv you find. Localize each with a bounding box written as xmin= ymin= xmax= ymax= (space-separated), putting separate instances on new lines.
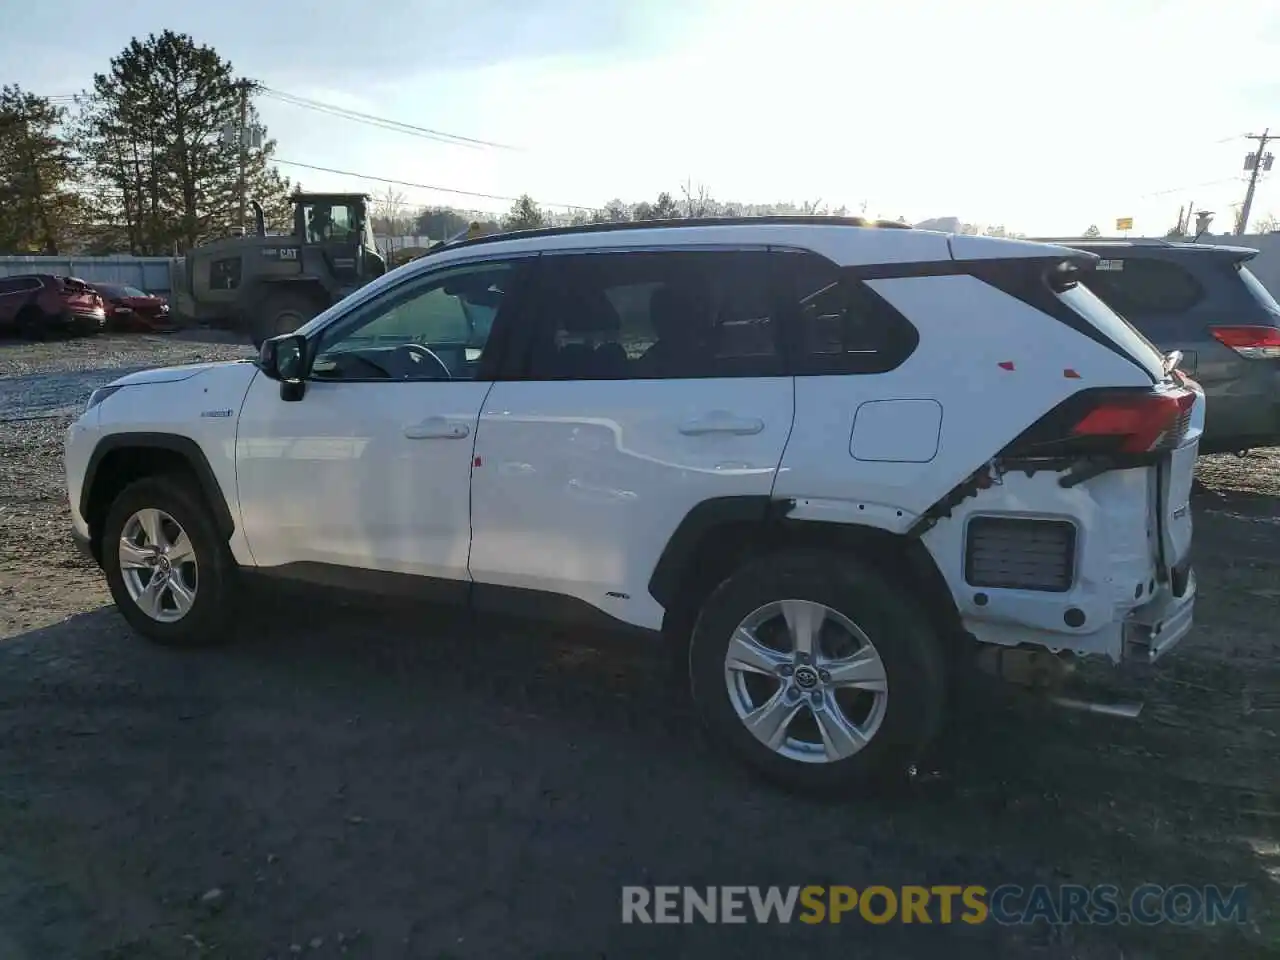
xmin=65 ymin=217 xmax=1202 ymax=791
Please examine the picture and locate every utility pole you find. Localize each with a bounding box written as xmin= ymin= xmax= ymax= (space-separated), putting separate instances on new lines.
xmin=236 ymin=80 xmax=250 ymax=234
xmin=1237 ymin=129 xmax=1274 ymax=235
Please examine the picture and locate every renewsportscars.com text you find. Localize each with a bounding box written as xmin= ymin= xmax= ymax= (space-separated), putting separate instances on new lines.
xmin=621 ymin=884 xmax=1249 ymax=926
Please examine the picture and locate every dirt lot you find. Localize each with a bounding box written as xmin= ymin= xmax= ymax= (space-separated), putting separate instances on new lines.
xmin=0 ymin=334 xmax=1277 ymax=959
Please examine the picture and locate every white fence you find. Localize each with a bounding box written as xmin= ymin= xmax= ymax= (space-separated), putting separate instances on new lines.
xmin=0 ymin=256 xmax=174 ymax=295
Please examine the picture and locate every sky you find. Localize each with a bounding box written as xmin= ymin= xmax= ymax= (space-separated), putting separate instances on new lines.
xmin=5 ymin=0 xmax=1280 ymax=236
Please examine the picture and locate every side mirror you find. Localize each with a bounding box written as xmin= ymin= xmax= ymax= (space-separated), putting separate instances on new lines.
xmin=258 ymin=334 xmax=308 ymax=401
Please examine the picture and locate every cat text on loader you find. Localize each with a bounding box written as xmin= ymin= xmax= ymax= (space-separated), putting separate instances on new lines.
xmin=169 ymin=192 xmax=388 ymax=347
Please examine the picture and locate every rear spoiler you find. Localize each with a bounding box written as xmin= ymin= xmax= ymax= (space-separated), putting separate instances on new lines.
xmin=1214 ymin=245 xmax=1259 ymax=262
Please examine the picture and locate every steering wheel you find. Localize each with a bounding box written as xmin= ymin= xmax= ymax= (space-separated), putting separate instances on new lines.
xmin=400 ymin=343 xmax=452 ymax=380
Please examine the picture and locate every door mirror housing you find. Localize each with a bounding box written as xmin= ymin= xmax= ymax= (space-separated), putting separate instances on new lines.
xmin=259 ymin=334 xmax=308 ymax=400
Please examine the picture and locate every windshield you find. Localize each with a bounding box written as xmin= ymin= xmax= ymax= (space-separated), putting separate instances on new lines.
xmin=96 ymin=284 xmax=147 ymax=298
xmin=1238 ymin=265 xmax=1280 ymax=316
xmin=1056 ymin=281 xmax=1165 ymax=381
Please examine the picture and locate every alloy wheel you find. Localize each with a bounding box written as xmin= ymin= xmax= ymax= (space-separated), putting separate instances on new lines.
xmin=118 ymin=508 xmax=198 ymax=623
xmin=723 ymin=599 xmax=889 ymax=764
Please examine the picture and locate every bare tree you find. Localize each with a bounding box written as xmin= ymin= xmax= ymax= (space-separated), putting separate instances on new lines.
xmin=373 ymin=186 xmax=410 ymax=236
xmin=1252 ymin=212 xmax=1280 ymax=233
xmin=680 ymin=179 xmax=715 ymax=218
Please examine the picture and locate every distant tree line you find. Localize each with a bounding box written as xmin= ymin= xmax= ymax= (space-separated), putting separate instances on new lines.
xmin=372 ymin=182 xmax=941 ymax=243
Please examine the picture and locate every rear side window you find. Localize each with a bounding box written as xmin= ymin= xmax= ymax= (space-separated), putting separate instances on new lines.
xmin=1056 ymin=282 xmax=1165 ymax=381
xmin=1238 ymin=265 xmax=1280 ymax=315
xmin=780 ymin=252 xmax=919 ymax=375
xmin=1080 ymin=257 xmax=1203 ymax=314
xmin=518 ymin=250 xmax=783 ymax=380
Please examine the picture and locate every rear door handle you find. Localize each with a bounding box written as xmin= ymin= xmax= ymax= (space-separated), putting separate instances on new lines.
xmin=678 ymin=414 xmax=765 ymax=436
xmin=404 ymin=418 xmax=470 ymax=440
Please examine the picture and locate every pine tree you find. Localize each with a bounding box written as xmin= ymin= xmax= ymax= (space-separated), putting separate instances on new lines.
xmin=504 ymin=194 xmax=545 ymax=230
xmin=0 ymin=86 xmax=82 ymax=254
xmin=651 ymin=192 xmax=679 ymax=219
xmin=77 ymin=31 xmax=291 ymax=254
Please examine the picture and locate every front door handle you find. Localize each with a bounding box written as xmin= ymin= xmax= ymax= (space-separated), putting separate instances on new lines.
xmin=404 ymin=418 xmax=470 ymax=440
xmin=678 ymin=414 xmax=765 ymax=436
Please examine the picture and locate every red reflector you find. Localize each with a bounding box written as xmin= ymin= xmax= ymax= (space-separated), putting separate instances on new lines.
xmin=1210 ymin=325 xmax=1280 ymax=359
xmin=1071 ymin=391 xmax=1194 ymax=453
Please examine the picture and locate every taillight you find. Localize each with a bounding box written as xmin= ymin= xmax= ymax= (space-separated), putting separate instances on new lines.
xmin=1070 ymin=390 xmax=1195 ymax=453
xmin=1003 ymin=387 xmax=1196 ymax=459
xmin=1210 ymin=325 xmax=1280 ymax=359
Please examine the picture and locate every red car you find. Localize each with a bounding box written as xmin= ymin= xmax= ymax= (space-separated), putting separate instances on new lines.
xmin=0 ymin=274 xmax=106 ymax=338
xmin=90 ymin=282 xmax=176 ymax=332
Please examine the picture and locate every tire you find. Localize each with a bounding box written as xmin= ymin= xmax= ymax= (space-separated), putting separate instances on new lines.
xmin=16 ymin=306 xmax=45 ymax=341
xmin=101 ymin=474 xmax=239 ymax=647
xmin=248 ymin=289 xmax=326 ymax=349
xmin=688 ymin=548 xmax=946 ymax=794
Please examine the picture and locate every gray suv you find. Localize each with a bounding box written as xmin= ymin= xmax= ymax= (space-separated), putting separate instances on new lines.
xmin=1061 ymin=240 xmax=1280 ymax=453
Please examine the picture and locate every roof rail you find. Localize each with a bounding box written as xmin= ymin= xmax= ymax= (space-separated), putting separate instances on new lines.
xmin=433 ymin=215 xmax=912 ymax=254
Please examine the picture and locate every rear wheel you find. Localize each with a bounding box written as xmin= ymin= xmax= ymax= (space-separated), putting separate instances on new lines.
xmin=248 ymin=289 xmax=326 ymax=348
xmin=688 ymin=549 xmax=946 ymax=793
xmin=16 ymin=306 xmax=45 ymax=341
xmin=101 ymin=474 xmax=239 ymax=647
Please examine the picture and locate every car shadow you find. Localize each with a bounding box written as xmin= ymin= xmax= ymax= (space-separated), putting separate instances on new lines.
xmin=0 ymin=594 xmax=1273 ymax=958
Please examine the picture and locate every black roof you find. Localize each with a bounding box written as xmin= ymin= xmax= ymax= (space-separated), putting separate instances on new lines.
xmin=1039 ymin=237 xmax=1259 ymax=259
xmin=438 ymin=215 xmax=912 ymax=254
xmin=290 ymin=192 xmax=372 ymax=203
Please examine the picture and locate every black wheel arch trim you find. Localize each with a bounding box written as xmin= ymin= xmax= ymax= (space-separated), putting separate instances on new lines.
xmin=647 ymin=495 xmax=794 ymax=609
xmin=81 ymin=433 xmax=236 ymax=542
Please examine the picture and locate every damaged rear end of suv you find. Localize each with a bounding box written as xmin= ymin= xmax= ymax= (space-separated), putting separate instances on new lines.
xmin=906 ymin=239 xmax=1201 ymax=706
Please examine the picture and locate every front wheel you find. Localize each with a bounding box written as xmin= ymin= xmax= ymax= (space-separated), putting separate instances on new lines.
xmin=248 ymin=290 xmax=325 ymax=348
xmin=101 ymin=474 xmax=239 ymax=647
xmin=688 ymin=549 xmax=946 ymax=793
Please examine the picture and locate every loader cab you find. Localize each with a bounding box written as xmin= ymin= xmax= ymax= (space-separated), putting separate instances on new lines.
xmin=291 ymin=192 xmax=386 ymax=288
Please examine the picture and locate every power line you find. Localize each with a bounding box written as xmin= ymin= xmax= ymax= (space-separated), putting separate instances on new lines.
xmin=273 ymin=157 xmax=592 ymax=211
xmin=37 ymin=87 xmax=518 ymax=155
xmin=1141 ymin=176 xmax=1241 ymax=198
xmin=257 ymin=86 xmax=517 ymax=151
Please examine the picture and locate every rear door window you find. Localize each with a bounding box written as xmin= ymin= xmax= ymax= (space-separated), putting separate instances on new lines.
xmin=1081 ymin=257 xmax=1203 ymax=314
xmin=0 ymin=278 xmax=41 ymax=294
xmin=516 ymin=250 xmax=783 ymax=380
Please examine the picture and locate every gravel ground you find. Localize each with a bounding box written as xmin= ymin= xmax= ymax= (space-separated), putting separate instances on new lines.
xmin=0 ymin=333 xmax=1277 ymax=959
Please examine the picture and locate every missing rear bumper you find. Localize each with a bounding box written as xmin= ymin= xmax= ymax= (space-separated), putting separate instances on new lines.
xmin=1123 ymin=570 xmax=1196 ymax=663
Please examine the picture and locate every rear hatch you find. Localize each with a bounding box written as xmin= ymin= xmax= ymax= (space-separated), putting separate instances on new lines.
xmin=1214 ymin=262 xmax=1280 ymax=360
xmin=58 ymin=277 xmax=104 ymax=315
xmin=1055 ymin=268 xmax=1200 ymax=579
xmin=1000 ymin=257 xmax=1201 ymax=584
